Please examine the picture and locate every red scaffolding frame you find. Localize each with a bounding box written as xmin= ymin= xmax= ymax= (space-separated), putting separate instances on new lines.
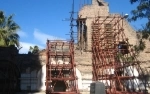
xmin=91 ymin=15 xmax=149 ymax=94
xmin=46 ymin=40 xmax=78 ymax=94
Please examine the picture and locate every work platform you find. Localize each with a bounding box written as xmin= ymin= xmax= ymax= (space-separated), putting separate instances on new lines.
xmin=46 ymin=40 xmax=78 ymax=94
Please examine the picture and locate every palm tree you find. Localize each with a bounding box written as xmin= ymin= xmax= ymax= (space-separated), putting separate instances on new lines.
xmin=0 ymin=10 xmax=20 ymax=47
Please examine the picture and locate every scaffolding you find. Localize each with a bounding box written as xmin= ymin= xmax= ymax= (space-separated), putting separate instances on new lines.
xmin=91 ymin=15 xmax=149 ymax=94
xmin=46 ymin=40 xmax=78 ymax=94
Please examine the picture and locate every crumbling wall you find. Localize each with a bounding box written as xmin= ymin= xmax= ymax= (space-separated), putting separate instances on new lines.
xmin=76 ymin=0 xmax=149 ymax=93
xmin=78 ymin=1 xmax=109 ymax=51
xmin=74 ymin=47 xmax=92 ymax=91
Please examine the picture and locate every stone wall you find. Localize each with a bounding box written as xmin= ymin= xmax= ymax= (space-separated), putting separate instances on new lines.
xmin=76 ymin=0 xmax=150 ymax=93
xmin=78 ymin=0 xmax=109 ymax=51
xmin=74 ymin=47 xmax=92 ymax=91
xmin=137 ymin=39 xmax=150 ymax=69
xmin=16 ymin=54 xmax=42 ymax=73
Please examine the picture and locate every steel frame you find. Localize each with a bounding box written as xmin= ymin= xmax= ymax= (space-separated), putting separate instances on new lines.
xmin=46 ymin=40 xmax=78 ymax=94
xmin=91 ymin=15 xmax=149 ymax=94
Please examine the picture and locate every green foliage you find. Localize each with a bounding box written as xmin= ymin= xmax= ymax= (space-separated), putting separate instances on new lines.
xmin=138 ymin=25 xmax=150 ymax=39
xmin=134 ymin=39 xmax=146 ymax=54
xmin=130 ymin=0 xmax=150 ymax=20
xmin=130 ymin=0 xmax=150 ymax=36
xmin=29 ymin=45 xmax=39 ymax=55
xmin=129 ymin=0 xmax=150 ymax=52
xmin=0 ymin=10 xmax=20 ymax=47
xmin=116 ymin=53 xmax=135 ymax=63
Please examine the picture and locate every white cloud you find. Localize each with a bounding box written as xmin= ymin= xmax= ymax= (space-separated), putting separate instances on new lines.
xmin=18 ymin=29 xmax=65 ymax=54
xmin=19 ymin=41 xmax=44 ymax=54
xmin=33 ymin=29 xmax=64 ymax=44
xmin=17 ymin=31 xmax=28 ymax=37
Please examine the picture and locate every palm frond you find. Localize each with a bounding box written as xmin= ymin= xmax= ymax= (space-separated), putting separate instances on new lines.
xmin=0 ymin=10 xmax=20 ymax=47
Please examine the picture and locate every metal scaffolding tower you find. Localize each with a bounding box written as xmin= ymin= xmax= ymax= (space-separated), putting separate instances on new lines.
xmin=46 ymin=40 xmax=78 ymax=94
xmin=46 ymin=0 xmax=78 ymax=94
xmin=91 ymin=15 xmax=149 ymax=94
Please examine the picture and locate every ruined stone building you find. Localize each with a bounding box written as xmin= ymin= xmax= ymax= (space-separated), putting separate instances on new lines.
xmin=17 ymin=0 xmax=150 ymax=92
xmin=75 ymin=0 xmax=150 ymax=92
xmin=1 ymin=0 xmax=150 ymax=93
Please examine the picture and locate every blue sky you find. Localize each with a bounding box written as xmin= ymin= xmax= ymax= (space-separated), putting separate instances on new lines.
xmin=0 ymin=0 xmax=145 ymax=53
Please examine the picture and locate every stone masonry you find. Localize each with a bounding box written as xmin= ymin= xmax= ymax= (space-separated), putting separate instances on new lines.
xmin=76 ymin=0 xmax=150 ymax=93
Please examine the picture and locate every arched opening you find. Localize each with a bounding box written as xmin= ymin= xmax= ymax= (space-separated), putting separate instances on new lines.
xmin=37 ymin=65 xmax=83 ymax=91
xmin=52 ymin=81 xmax=67 ymax=92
